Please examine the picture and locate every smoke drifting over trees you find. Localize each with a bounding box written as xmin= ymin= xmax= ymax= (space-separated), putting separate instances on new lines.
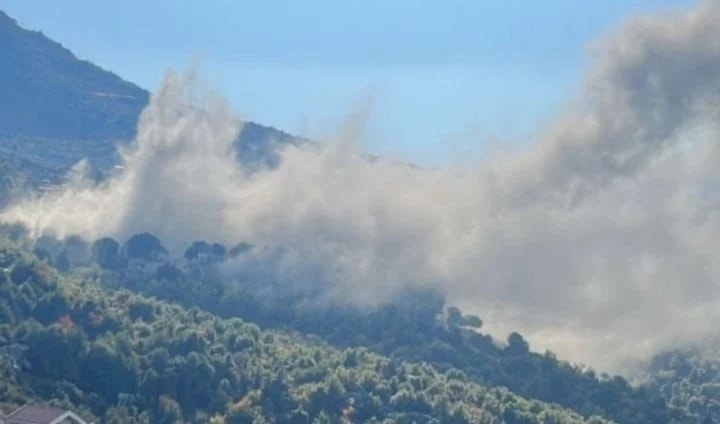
xmin=5 ymin=1 xmax=720 ymax=370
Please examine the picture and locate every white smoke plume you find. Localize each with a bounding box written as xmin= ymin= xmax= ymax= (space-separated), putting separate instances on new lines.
xmin=5 ymin=1 xmax=720 ymax=370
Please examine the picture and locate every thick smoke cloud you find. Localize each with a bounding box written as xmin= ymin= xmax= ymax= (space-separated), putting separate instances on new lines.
xmin=5 ymin=1 xmax=720 ymax=370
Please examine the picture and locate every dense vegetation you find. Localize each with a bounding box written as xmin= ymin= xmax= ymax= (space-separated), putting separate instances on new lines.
xmin=0 ymin=229 xmax=703 ymax=423
xmin=102 ymin=234 xmax=688 ymax=423
xmin=647 ymin=344 xmax=720 ymax=423
xmin=0 ymin=233 xmax=617 ymax=423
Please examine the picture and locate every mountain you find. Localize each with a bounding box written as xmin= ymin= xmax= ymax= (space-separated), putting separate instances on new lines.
xmin=0 ymin=10 xmax=300 ymax=181
xmin=0 ymin=11 xmax=146 ymax=141
xmin=0 ymin=8 xmax=715 ymax=424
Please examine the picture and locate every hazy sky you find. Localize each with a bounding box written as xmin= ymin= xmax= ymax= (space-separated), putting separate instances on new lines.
xmin=0 ymin=0 xmax=696 ymax=165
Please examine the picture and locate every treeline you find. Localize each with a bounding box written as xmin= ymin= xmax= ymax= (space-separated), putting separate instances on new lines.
xmin=647 ymin=343 xmax=720 ymax=423
xmin=13 ymin=229 xmax=695 ymax=423
xmin=0 ymin=235 xmax=609 ymax=423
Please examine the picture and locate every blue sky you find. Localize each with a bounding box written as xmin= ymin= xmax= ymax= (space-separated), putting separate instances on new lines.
xmin=0 ymin=0 xmax=696 ymax=165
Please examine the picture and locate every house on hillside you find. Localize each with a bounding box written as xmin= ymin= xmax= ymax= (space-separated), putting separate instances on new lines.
xmin=1 ymin=405 xmax=89 ymax=424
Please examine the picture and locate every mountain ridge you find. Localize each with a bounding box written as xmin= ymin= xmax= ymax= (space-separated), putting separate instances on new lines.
xmin=0 ymin=9 xmax=300 ymax=178
xmin=0 ymin=9 xmax=147 ymax=141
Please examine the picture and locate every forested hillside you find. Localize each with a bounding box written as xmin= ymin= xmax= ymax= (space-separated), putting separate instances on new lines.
xmin=646 ymin=343 xmax=720 ymax=423
xmin=0 ymin=230 xmax=617 ymax=423
xmin=0 ymin=228 xmax=699 ymax=423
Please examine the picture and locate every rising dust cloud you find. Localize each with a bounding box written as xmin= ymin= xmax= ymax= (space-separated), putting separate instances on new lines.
xmin=5 ymin=1 xmax=720 ymax=371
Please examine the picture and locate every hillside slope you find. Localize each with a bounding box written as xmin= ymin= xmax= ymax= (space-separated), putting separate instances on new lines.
xmin=0 ymin=10 xmax=299 ymax=178
xmin=20 ymin=230 xmax=692 ymax=423
xmin=0 ymin=233 xmax=610 ymax=423
xmin=0 ymin=11 xmax=146 ymax=141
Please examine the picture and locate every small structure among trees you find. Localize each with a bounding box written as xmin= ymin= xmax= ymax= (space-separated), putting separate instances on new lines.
xmin=1 ymin=405 xmax=89 ymax=424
